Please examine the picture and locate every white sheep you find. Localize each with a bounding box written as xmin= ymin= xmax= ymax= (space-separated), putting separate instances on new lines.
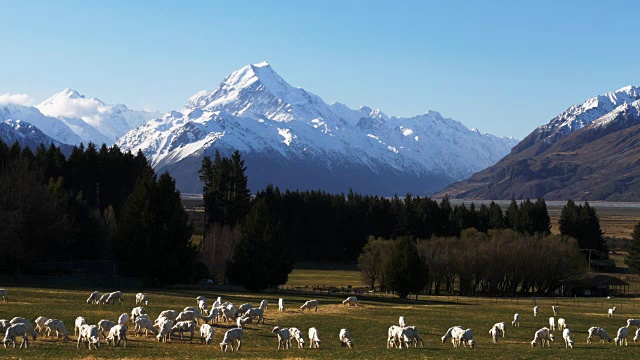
xmin=531 ymin=327 xmax=554 ymax=348
xmin=402 ymin=326 xmax=424 ymax=348
xmin=489 ymin=325 xmax=500 ymax=343
xmin=87 ymin=291 xmax=100 ymax=305
xmin=289 ymin=327 xmax=306 ymax=349
xmin=552 ymin=305 xmax=559 ymax=317
xmin=387 ymin=325 xmax=403 ymax=348
xmin=0 ymin=289 xmax=7 ymax=303
xmin=339 ymin=328 xmax=354 ymax=348
xmin=260 ymin=299 xmax=269 ymax=310
xmin=399 ymin=316 xmax=406 ymax=327
xmin=300 ymin=299 xmax=319 ymax=312
xmin=244 ymin=308 xmax=265 ymax=324
xmin=558 ymin=318 xmax=566 ymax=331
xmin=204 ymin=308 xmax=219 ymax=324
xmin=183 ymin=306 xmax=203 ymax=316
xmin=615 ymin=326 xmax=629 ymax=346
xmin=176 ymin=310 xmax=203 ymax=324
xmin=34 ymin=316 xmax=49 ymax=334
xmin=493 ymin=322 xmax=506 ymax=337
xmin=0 ymin=320 xmax=11 ymax=333
xmin=135 ymin=293 xmax=150 ymax=305
xmin=156 ymin=319 xmax=172 ymax=343
xmin=627 ymin=319 xmax=640 ymax=329
xmin=157 ymin=310 xmax=178 ymax=323
xmin=97 ymin=293 xmax=110 ymax=305
xmin=10 ymin=317 xmax=37 ymax=340
xmin=278 ymin=298 xmax=285 ymax=312
xmin=198 ymin=299 xmax=209 ymax=316
xmin=106 ymin=324 xmax=127 ymax=347
xmin=512 ymin=313 xmax=520 ymax=327
xmin=273 ymin=326 xmax=291 ymax=350
xmin=97 ymin=319 xmax=115 ymax=340
xmin=200 ymin=324 xmax=214 ymax=345
xmin=118 ymin=313 xmax=130 ymax=326
xmin=77 ymin=324 xmax=100 ymax=350
xmin=563 ymin=328 xmax=574 ymax=348
xmin=236 ymin=315 xmax=252 ymax=329
xmin=131 ymin=306 xmax=146 ymax=321
xmin=75 ymin=316 xmax=87 ymax=336
xmin=134 ymin=316 xmax=158 ymax=336
xmin=342 ymin=296 xmax=358 ymax=306
xmin=2 ymin=323 xmax=29 ymax=349
xmin=549 ymin=317 xmax=556 ymax=331
xmin=108 ymin=291 xmax=125 ymax=305
xmin=171 ymin=320 xmax=195 ymax=343
xmin=220 ymin=328 xmax=243 ymax=352
xmin=452 ymin=328 xmax=474 ymax=348
xmin=587 ymin=326 xmax=612 ymax=344
xmin=220 ymin=307 xmax=236 ymax=323
xmin=308 ymin=327 xmax=321 ymax=349
xmin=236 ymin=303 xmax=252 ymax=316
xmin=533 ymin=305 xmax=539 ymax=317
xmin=634 ymin=328 xmax=640 ymax=343
xmin=44 ymin=319 xmax=70 ymax=340
xmin=442 ymin=326 xmax=463 ymax=343
xmin=196 ymin=295 xmax=206 ymax=302
xmin=608 ymin=306 xmax=616 ymax=318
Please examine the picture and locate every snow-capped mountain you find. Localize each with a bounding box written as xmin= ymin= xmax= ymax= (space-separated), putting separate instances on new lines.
xmin=0 ymin=103 xmax=83 ymax=145
xmin=118 ymin=62 xmax=518 ymax=195
xmin=436 ymin=85 xmax=640 ymax=200
xmin=37 ymin=88 xmax=161 ymax=145
xmin=0 ymin=119 xmax=72 ymax=153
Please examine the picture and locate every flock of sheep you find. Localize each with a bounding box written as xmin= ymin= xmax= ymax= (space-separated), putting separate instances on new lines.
xmin=3 ymin=286 xmax=640 ymax=352
xmin=0 ymin=288 xmax=363 ymax=351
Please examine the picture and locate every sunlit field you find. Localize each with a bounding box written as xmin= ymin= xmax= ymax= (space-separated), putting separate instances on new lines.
xmin=2 ymin=285 xmax=640 ymax=359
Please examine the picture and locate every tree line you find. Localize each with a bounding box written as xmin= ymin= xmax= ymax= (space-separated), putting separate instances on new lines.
xmin=0 ymin=140 xmax=194 ymax=285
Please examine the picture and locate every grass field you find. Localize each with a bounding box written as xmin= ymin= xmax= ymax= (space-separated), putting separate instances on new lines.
xmin=2 ymin=286 xmax=640 ymax=359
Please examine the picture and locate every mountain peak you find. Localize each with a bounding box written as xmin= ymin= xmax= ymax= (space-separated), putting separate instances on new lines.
xmin=39 ymin=88 xmax=85 ymax=107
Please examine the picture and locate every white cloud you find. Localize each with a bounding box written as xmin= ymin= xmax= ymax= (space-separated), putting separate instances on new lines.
xmin=0 ymin=93 xmax=34 ymax=106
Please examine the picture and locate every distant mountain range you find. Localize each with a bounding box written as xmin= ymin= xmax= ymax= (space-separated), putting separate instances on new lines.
xmin=436 ymin=85 xmax=640 ymax=201
xmin=115 ymin=62 xmax=518 ymax=195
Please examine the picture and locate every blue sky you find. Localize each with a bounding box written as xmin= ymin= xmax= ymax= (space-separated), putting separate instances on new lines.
xmin=2 ymin=0 xmax=640 ymax=139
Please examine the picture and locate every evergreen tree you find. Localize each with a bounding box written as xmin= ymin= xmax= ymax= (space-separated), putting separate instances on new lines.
xmin=384 ymin=237 xmax=427 ymax=299
xmin=226 ymin=198 xmax=293 ymax=291
xmin=625 ymin=221 xmax=640 ymax=274
xmin=559 ymin=200 xmax=607 ymax=255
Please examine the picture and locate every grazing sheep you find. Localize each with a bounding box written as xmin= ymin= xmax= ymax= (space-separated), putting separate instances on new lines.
xmin=339 ymin=328 xmax=354 ymax=348
xmin=134 ymin=317 xmax=158 ymax=336
xmin=289 ymin=327 xmax=306 ymax=349
xmin=493 ymin=322 xmax=506 ymax=337
xmin=97 ymin=293 xmax=110 ymax=305
xmin=236 ymin=303 xmax=252 ymax=316
xmin=531 ymin=327 xmax=554 ymax=348
xmin=634 ymin=328 xmax=640 ymax=343
xmin=2 ymin=323 xmax=29 ymax=349
xmin=552 ymin=305 xmax=559 ymax=317
xmin=198 ymin=299 xmax=209 ymax=316
xmin=387 ymin=325 xmax=403 ymax=348
xmin=587 ymin=326 xmax=612 ymax=344
xmin=108 ymin=291 xmax=125 ymax=305
xmin=615 ymin=326 xmax=629 ymax=346
xmin=607 ymin=306 xmax=616 ymax=318
xmin=77 ymin=324 xmax=100 ymax=350
xmin=442 ymin=326 xmax=463 ymax=343
xmin=220 ymin=328 xmax=243 ymax=352
xmin=244 ymin=308 xmax=265 ymax=324
xmin=260 ymin=299 xmax=269 ymax=310
xmin=75 ymin=316 xmax=87 ymax=336
xmin=533 ymin=306 xmax=539 ymax=317
xmin=171 ymin=320 xmax=195 ymax=343
xmin=300 ymin=300 xmax=319 ymax=312
xmin=118 ymin=313 xmax=130 ymax=326
xmin=183 ymin=306 xmax=203 ymax=317
xmin=106 ymin=324 xmax=127 ymax=347
xmin=202 ymin=309 xmax=218 ymax=325
xmin=157 ymin=310 xmax=178 ymax=323
xmin=34 ymin=316 xmax=49 ymax=334
xmin=236 ymin=315 xmax=253 ymax=329
xmin=273 ymin=326 xmax=291 ymax=350
xmin=402 ymin=326 xmax=424 ymax=348
xmin=489 ymin=325 xmax=500 ymax=343
xmin=308 ymin=327 xmax=321 ymax=349
xmin=97 ymin=319 xmax=115 ymax=340
xmin=44 ymin=319 xmax=70 ymax=340
xmin=512 ymin=313 xmax=520 ymax=327
xmin=451 ymin=328 xmax=474 ymax=348
xmin=0 ymin=289 xmax=7 ymax=303
xmin=558 ymin=318 xmax=566 ymax=331
xmin=156 ymin=319 xmax=172 ymax=343
xmin=87 ymin=291 xmax=100 ymax=305
xmin=220 ymin=307 xmax=236 ymax=323
xmin=200 ymin=324 xmax=214 ymax=345
xmin=135 ymin=293 xmax=150 ymax=306
xmin=278 ymin=298 xmax=285 ymax=312
xmin=10 ymin=317 xmax=37 ymax=340
xmin=176 ymin=310 xmax=204 ymax=325
xmin=627 ymin=319 xmax=640 ymax=329
xmin=549 ymin=317 xmax=556 ymax=331
xmin=0 ymin=320 xmax=11 ymax=333
xmin=399 ymin=316 xmax=406 ymax=328
xmin=563 ymin=328 xmax=574 ymax=348
xmin=131 ymin=306 xmax=146 ymax=321
xmin=196 ymin=295 xmax=206 ymax=302
xmin=342 ymin=296 xmax=358 ymax=306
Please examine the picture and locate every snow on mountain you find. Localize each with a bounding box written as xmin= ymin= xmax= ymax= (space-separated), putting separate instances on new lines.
xmin=0 ymin=119 xmax=70 ymax=151
xmin=0 ymin=102 xmax=83 ymax=145
xmin=37 ymin=88 xmax=161 ymax=145
xmin=118 ymin=62 xmax=519 ymax=195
